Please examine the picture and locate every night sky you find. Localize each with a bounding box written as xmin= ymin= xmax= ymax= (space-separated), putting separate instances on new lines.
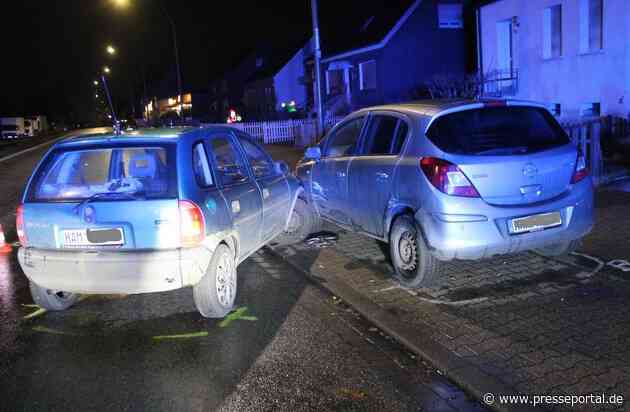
xmin=0 ymin=1 xmax=317 ymax=122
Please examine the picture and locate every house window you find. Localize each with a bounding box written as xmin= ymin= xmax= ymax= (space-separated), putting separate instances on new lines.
xmin=359 ymin=61 xmax=376 ymax=91
xmin=543 ymin=5 xmax=562 ymax=59
xmin=438 ymin=3 xmax=463 ymax=29
xmin=579 ymin=0 xmax=603 ymax=53
xmin=581 ymin=102 xmax=600 ymax=117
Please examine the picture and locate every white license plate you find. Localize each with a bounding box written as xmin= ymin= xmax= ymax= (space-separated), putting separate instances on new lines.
xmin=509 ymin=212 xmax=562 ymax=234
xmin=62 ymin=228 xmax=124 ymax=247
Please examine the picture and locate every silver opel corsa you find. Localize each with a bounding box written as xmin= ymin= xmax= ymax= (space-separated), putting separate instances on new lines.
xmin=292 ymin=100 xmax=594 ymax=287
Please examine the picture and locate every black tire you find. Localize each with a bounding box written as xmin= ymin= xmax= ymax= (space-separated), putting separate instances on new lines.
xmin=193 ymin=244 xmax=237 ymax=318
xmin=273 ymin=198 xmax=320 ymax=246
xmin=29 ymin=281 xmax=79 ymax=311
xmin=389 ymin=215 xmax=443 ymax=288
xmin=535 ymin=238 xmax=582 ymax=257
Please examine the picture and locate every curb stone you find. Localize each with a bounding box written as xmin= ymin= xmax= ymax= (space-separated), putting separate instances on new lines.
xmin=266 ymin=245 xmax=540 ymax=412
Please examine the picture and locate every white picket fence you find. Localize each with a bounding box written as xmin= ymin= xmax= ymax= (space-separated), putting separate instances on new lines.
xmin=201 ymin=116 xmax=344 ymax=146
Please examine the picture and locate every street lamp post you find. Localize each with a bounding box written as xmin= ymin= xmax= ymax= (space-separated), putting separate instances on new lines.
xmin=110 ymin=0 xmax=183 ymax=118
xmin=157 ymin=3 xmax=183 ymax=117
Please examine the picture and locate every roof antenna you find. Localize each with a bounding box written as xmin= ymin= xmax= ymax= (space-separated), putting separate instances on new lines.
xmin=101 ymin=75 xmax=121 ymax=135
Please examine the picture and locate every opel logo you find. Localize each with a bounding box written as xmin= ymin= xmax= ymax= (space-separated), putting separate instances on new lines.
xmin=523 ymin=163 xmax=538 ymax=178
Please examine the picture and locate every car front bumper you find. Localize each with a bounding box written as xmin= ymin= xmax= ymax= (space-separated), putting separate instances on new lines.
xmin=17 ymin=247 xmax=212 ymax=294
xmin=416 ymin=180 xmax=595 ymax=260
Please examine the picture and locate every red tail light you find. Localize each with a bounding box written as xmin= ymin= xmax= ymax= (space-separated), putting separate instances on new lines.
xmin=420 ymin=157 xmax=480 ymax=198
xmin=571 ymin=151 xmax=589 ymax=184
xmin=16 ymin=205 xmax=27 ymax=246
xmin=179 ymin=200 xmax=205 ymax=247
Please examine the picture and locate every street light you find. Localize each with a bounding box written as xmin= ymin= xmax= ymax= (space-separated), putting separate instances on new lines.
xmin=93 ymin=80 xmax=99 ymax=86
xmin=106 ymin=45 xmax=116 ymax=55
xmin=103 ymin=66 xmax=111 ymax=74
xmin=111 ymin=0 xmax=128 ymax=8
xmin=110 ymin=0 xmax=183 ymax=116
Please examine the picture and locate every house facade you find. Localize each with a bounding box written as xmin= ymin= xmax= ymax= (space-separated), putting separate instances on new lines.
xmin=479 ymin=0 xmax=630 ymax=118
xmin=320 ymin=0 xmax=467 ymax=114
xmin=242 ymin=39 xmax=314 ymax=121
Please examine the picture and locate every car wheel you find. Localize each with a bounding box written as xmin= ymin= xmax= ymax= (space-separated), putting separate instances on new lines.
xmin=193 ymin=244 xmax=237 ymax=318
xmin=389 ymin=215 xmax=443 ymax=288
xmin=535 ymin=238 xmax=582 ymax=257
xmin=273 ymin=198 xmax=320 ymax=246
xmin=29 ymin=281 xmax=79 ymax=311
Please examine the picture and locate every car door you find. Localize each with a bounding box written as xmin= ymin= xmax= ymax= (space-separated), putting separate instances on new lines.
xmin=311 ymin=116 xmax=366 ymax=225
xmin=348 ymin=113 xmax=410 ymax=237
xmin=236 ymin=133 xmax=291 ymax=242
xmin=207 ymin=132 xmax=263 ymax=258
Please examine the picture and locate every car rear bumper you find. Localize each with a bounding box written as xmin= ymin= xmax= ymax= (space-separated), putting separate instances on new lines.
xmin=416 ymin=181 xmax=595 ymax=260
xmin=17 ymin=247 xmax=210 ymax=294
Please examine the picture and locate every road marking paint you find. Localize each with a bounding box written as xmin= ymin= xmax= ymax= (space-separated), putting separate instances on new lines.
xmin=374 ymin=282 xmax=489 ymax=306
xmin=32 ymin=325 xmax=79 ymax=336
xmin=152 ymin=331 xmax=209 ymax=341
xmin=218 ymin=306 xmax=258 ymax=328
xmin=22 ymin=304 xmax=47 ymax=320
xmin=606 ymin=259 xmax=630 ymax=272
xmin=570 ymin=252 xmax=605 ymax=278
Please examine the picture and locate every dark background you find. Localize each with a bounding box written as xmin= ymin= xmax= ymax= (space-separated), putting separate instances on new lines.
xmin=0 ymin=0 xmax=482 ymax=123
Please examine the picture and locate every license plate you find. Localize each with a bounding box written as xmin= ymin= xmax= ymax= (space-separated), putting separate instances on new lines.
xmin=509 ymin=212 xmax=562 ymax=234
xmin=62 ymin=228 xmax=124 ymax=247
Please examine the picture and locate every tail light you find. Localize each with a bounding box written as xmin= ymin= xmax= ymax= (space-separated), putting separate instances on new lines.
xmin=16 ymin=205 xmax=27 ymax=246
xmin=179 ymin=200 xmax=205 ymax=247
xmin=571 ymin=151 xmax=589 ymax=183
xmin=420 ymin=157 xmax=480 ymax=197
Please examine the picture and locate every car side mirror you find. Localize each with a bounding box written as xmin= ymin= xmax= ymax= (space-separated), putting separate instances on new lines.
xmin=304 ymin=146 xmax=321 ymax=161
xmin=274 ymin=160 xmax=290 ymax=175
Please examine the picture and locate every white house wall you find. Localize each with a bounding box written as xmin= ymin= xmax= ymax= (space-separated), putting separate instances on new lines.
xmin=273 ymin=48 xmax=307 ymax=112
xmin=480 ymin=0 xmax=630 ymax=118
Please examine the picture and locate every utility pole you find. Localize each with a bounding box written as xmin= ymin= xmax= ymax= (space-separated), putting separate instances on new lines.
xmin=158 ymin=2 xmax=183 ymax=117
xmin=311 ymin=0 xmax=324 ymax=139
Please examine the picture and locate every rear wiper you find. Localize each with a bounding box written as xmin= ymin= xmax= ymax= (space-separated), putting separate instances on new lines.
xmin=73 ymin=191 xmax=144 ymax=214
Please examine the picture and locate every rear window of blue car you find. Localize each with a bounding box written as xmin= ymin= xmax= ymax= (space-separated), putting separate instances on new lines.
xmin=27 ymin=144 xmax=177 ymax=201
xmin=426 ymin=106 xmax=570 ymax=155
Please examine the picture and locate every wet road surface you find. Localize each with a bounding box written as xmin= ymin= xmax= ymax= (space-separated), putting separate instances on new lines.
xmin=0 ymin=132 xmax=485 ymax=411
xmin=0 ymin=247 xmax=485 ymax=411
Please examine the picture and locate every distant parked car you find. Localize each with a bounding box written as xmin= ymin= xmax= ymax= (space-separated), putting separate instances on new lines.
xmin=292 ymin=100 xmax=594 ymax=287
xmin=17 ymin=126 xmax=299 ymax=317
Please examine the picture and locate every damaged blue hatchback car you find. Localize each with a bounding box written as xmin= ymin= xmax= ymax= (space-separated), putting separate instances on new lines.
xmin=17 ymin=127 xmax=301 ymax=317
xmin=294 ymin=100 xmax=594 ymax=287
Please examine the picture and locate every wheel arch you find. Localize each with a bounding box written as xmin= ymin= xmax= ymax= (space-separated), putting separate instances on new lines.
xmin=384 ymin=203 xmax=416 ymax=241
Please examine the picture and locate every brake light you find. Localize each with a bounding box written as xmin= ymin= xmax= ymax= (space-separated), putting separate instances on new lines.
xmin=16 ymin=205 xmax=27 ymax=246
xmin=420 ymin=157 xmax=480 ymax=197
xmin=571 ymin=151 xmax=589 ymax=183
xmin=179 ymin=200 xmax=205 ymax=247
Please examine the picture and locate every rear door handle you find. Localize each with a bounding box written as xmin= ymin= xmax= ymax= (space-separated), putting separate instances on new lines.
xmin=336 ymin=171 xmax=346 ymax=178
xmin=375 ymin=172 xmax=389 ymax=180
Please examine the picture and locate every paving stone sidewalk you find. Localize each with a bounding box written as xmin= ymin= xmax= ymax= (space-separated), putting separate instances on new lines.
xmin=271 ymin=190 xmax=630 ymax=411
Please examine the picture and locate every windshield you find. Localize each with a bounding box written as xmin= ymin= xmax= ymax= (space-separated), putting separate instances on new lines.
xmin=28 ymin=145 xmax=177 ymax=201
xmin=426 ymin=106 xmax=570 ymax=155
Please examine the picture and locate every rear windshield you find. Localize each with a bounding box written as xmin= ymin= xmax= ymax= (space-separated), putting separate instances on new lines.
xmin=426 ymin=107 xmax=570 ymax=155
xmin=28 ymin=144 xmax=177 ymax=201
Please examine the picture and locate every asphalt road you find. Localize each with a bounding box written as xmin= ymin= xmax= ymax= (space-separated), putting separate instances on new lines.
xmin=0 ymin=131 xmax=484 ymax=412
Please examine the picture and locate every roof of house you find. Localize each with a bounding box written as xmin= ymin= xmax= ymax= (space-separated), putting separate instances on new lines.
xmin=320 ymin=0 xmax=419 ymax=62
